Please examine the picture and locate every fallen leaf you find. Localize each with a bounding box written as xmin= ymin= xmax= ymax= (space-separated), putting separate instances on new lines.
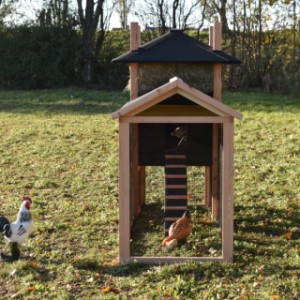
xmin=286 ymin=232 xmax=292 ymax=239
xmin=27 ymin=286 xmax=36 ymax=292
xmin=101 ymin=287 xmax=112 ymax=293
xmin=253 ymin=281 xmax=261 ymax=288
xmin=271 ymin=296 xmax=280 ymax=299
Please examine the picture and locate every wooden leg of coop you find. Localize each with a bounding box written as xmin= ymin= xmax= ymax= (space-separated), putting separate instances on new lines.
xmin=139 ymin=166 xmax=146 ymax=207
xmin=133 ymin=124 xmax=140 ymax=218
xmin=205 ymin=166 xmax=211 ymax=207
xmin=212 ymin=124 xmax=219 ymax=220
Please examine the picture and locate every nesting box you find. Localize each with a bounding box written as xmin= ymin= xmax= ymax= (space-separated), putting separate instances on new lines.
xmin=111 ymin=22 xmax=242 ymax=264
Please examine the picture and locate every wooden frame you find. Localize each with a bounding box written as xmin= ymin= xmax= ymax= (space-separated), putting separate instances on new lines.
xmin=118 ymin=116 xmax=235 ymax=263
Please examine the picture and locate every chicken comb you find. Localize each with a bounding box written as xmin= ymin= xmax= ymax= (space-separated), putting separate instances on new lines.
xmin=22 ymin=196 xmax=32 ymax=204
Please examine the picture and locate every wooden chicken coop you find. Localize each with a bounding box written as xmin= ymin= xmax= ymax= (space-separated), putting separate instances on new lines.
xmin=111 ymin=21 xmax=242 ymax=264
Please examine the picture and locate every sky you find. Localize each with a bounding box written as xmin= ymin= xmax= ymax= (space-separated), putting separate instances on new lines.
xmin=6 ymin=0 xmax=129 ymax=29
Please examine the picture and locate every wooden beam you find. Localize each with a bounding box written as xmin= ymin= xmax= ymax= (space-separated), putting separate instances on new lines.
xmin=120 ymin=116 xmax=230 ymax=124
xmin=119 ymin=121 xmax=131 ymax=263
xmin=129 ymin=22 xmax=140 ymax=101
xmin=212 ymin=19 xmax=222 ymax=220
xmin=205 ymin=166 xmax=211 ymax=207
xmin=126 ymin=256 xmax=224 ymax=264
xmin=222 ymin=119 xmax=234 ymax=262
xmin=211 ymin=124 xmax=219 ymax=220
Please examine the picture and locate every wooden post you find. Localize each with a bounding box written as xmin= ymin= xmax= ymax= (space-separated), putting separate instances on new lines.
xmin=129 ymin=22 xmax=142 ymax=218
xmin=222 ymin=119 xmax=234 ymax=262
xmin=119 ymin=121 xmax=131 ymax=263
xmin=130 ymin=22 xmax=140 ymax=100
xmin=213 ymin=19 xmax=222 ymax=101
xmin=205 ymin=25 xmax=214 ymax=209
xmin=212 ymin=18 xmax=222 ymax=220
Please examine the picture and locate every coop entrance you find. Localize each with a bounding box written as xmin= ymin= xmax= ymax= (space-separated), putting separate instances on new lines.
xmin=130 ymin=124 xmax=222 ymax=257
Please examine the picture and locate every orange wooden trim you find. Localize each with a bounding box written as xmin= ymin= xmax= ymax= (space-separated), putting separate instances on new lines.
xmin=165 ymin=195 xmax=188 ymax=200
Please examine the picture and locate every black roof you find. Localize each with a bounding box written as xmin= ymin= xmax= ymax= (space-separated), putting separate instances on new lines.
xmin=112 ymin=29 xmax=240 ymax=64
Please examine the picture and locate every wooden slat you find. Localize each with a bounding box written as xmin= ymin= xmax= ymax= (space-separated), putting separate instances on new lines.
xmin=165 ymin=185 xmax=187 ymax=189
xmin=118 ymin=122 xmax=130 ymax=263
xmin=222 ymin=119 xmax=234 ymax=262
xmin=164 ymin=206 xmax=187 ymax=210
xmin=164 ymin=217 xmax=179 ymax=221
xmin=127 ymin=256 xmax=224 ymax=264
xmin=165 ymin=155 xmax=187 ymax=159
xmin=119 ymin=116 xmax=231 ymax=124
xmin=165 ymin=195 xmax=188 ymax=200
xmin=165 ymin=165 xmax=187 ymax=168
xmin=166 ymin=174 xmax=187 ymax=179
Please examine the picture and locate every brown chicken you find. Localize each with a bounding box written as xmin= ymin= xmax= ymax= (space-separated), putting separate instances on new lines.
xmin=162 ymin=210 xmax=192 ymax=248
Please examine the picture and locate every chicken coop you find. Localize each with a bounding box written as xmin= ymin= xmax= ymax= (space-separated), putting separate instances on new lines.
xmin=111 ymin=21 xmax=242 ymax=263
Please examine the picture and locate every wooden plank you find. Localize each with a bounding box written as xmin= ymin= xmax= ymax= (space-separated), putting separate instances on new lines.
xmin=165 ymin=155 xmax=187 ymax=159
xmin=165 ymin=195 xmax=188 ymax=199
xmin=137 ymin=105 xmax=217 ymax=116
xmin=129 ymin=22 xmax=140 ymax=102
xmin=130 ymin=64 xmax=139 ymax=100
xmin=165 ymin=165 xmax=187 ymax=168
xmin=213 ymin=19 xmax=222 ymax=102
xmin=130 ymin=22 xmax=140 ymax=50
xmin=139 ymin=166 xmax=146 ymax=206
xmin=165 ymin=185 xmax=187 ymax=189
xmin=118 ymin=122 xmax=130 ymax=263
xmin=205 ymin=166 xmax=211 ymax=207
xmin=127 ymin=256 xmax=224 ymax=264
xmin=164 ymin=206 xmax=187 ymax=210
xmin=211 ymin=124 xmax=219 ymax=219
xmin=166 ymin=174 xmax=187 ymax=179
xmin=133 ymin=124 xmax=139 ymax=218
xmin=222 ymin=119 xmax=234 ymax=262
xmin=120 ymin=116 xmax=229 ymax=124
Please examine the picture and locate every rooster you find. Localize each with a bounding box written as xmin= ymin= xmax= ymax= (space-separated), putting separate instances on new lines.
xmin=0 ymin=196 xmax=33 ymax=261
xmin=162 ymin=210 xmax=192 ymax=248
xmin=171 ymin=125 xmax=187 ymax=150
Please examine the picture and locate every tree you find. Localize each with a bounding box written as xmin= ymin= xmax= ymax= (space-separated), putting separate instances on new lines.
xmin=37 ymin=0 xmax=76 ymax=28
xmin=135 ymin=0 xmax=204 ymax=33
xmin=117 ymin=0 xmax=134 ymax=29
xmin=77 ymin=0 xmax=106 ymax=84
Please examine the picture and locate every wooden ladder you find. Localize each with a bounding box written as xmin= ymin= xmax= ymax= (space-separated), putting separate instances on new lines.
xmin=164 ymin=154 xmax=187 ymax=236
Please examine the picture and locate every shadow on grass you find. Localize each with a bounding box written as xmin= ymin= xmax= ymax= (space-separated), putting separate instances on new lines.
xmin=0 ymin=89 xmax=128 ymax=115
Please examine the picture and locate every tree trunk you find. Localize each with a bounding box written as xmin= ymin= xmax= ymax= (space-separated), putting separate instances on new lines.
xmin=77 ymin=0 xmax=104 ymax=84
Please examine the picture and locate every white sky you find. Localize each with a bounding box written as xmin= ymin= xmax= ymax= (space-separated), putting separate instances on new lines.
xmin=6 ymin=0 xmax=128 ymax=28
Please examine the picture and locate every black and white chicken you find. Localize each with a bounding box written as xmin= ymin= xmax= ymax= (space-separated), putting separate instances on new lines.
xmin=0 ymin=196 xmax=34 ymax=261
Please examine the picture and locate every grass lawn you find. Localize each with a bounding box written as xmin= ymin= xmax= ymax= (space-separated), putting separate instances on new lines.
xmin=0 ymin=88 xmax=299 ymax=299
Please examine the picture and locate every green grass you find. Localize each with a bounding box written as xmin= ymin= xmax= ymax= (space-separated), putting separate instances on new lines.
xmin=0 ymin=88 xmax=299 ymax=299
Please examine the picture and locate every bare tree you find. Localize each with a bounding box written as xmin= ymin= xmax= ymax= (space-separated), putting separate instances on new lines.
xmin=76 ymin=0 xmax=109 ymax=84
xmin=135 ymin=0 xmax=204 ymax=34
xmin=117 ymin=0 xmax=134 ymax=29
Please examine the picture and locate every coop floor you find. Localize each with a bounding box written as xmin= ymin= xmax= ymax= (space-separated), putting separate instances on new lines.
xmin=130 ymin=203 xmax=222 ymax=257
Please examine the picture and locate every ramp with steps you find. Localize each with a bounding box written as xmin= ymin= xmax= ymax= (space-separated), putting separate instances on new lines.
xmin=164 ymin=154 xmax=187 ymax=235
